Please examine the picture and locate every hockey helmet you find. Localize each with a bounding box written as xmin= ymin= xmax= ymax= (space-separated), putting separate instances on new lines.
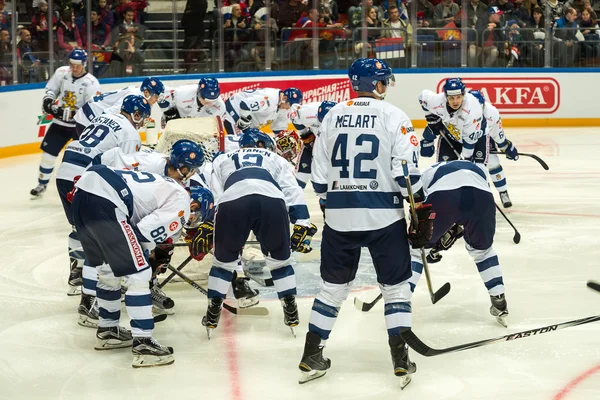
xmin=170 ymin=140 xmax=205 ymax=179
xmin=348 ymin=58 xmax=395 ymax=98
xmin=239 ymin=128 xmax=275 ymax=151
xmin=140 ymin=77 xmax=166 ymax=99
xmin=69 ymin=49 xmax=88 ymax=64
xmin=121 ymin=95 xmax=152 ymax=127
xmin=282 ymin=88 xmax=303 ymax=106
xmin=443 ymin=78 xmax=466 ymax=97
xmin=318 ymin=100 xmax=337 ymax=123
xmin=197 ymin=78 xmax=220 ymax=101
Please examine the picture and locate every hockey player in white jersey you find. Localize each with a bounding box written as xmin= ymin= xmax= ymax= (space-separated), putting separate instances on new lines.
xmin=299 ymin=58 xmax=434 ymax=387
xmin=160 ymin=78 xmax=226 ymax=128
xmin=71 ymin=165 xmax=190 ymax=367
xmin=31 ymin=50 xmax=101 ymax=199
xmin=73 ymin=77 xmax=166 ymax=135
xmin=408 ymin=160 xmax=509 ymax=327
xmin=469 ymin=90 xmax=519 ymax=208
xmin=191 ymin=128 xmax=315 ymax=338
xmin=222 ymin=87 xmax=303 ymax=135
xmin=418 ymin=78 xmax=486 ymax=164
xmin=56 ymin=95 xmax=150 ymax=302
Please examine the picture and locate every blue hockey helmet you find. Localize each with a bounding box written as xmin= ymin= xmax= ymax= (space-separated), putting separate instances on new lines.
xmin=318 ymin=100 xmax=337 ymax=123
xmin=187 ymin=186 xmax=215 ymax=228
xmin=69 ymin=49 xmax=88 ymax=64
xmin=121 ymin=95 xmax=152 ymax=127
xmin=239 ymin=128 xmax=275 ymax=151
xmin=282 ymin=88 xmax=303 ymax=106
xmin=469 ymin=90 xmax=485 ymax=106
xmin=170 ymin=139 xmax=205 ymax=176
xmin=140 ymin=77 xmax=165 ymax=98
xmin=348 ymin=58 xmax=395 ymax=98
xmin=443 ymin=78 xmax=466 ymax=97
xmin=197 ymin=78 xmax=220 ymax=101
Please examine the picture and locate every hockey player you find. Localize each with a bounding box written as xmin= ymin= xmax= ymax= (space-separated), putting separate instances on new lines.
xmin=298 ymin=58 xmax=434 ymax=387
xmin=71 ymin=165 xmax=190 ymax=367
xmin=408 ymin=160 xmax=509 ymax=327
xmin=78 ymin=140 xmax=206 ymax=321
xmin=418 ymin=78 xmax=486 ymax=165
xmin=56 ymin=94 xmax=151 ymax=299
xmin=222 ymin=87 xmax=303 ymax=135
xmin=73 ymin=77 xmax=166 ymax=135
xmin=160 ymin=78 xmax=226 ymax=128
xmin=192 ymin=128 xmax=315 ymax=338
xmin=31 ymin=49 xmax=101 ymax=199
xmin=469 ymin=90 xmax=519 ymax=208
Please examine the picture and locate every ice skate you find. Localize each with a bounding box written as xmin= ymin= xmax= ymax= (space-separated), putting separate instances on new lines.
xmin=499 ymin=191 xmax=512 ymax=208
xmin=232 ymin=272 xmax=260 ymax=308
xmin=151 ymin=280 xmax=175 ymax=315
xmin=389 ymin=335 xmax=417 ymax=390
xmin=202 ymin=297 xmax=223 ymax=339
xmin=282 ymin=295 xmax=299 ymax=337
xmin=490 ymin=294 xmax=509 ymax=327
xmin=77 ymin=293 xmax=98 ymax=328
xmin=132 ymin=337 xmax=174 ymax=368
xmin=67 ymin=259 xmax=82 ymax=296
xmin=30 ymin=183 xmax=47 ymax=199
xmin=298 ymin=332 xmax=331 ymax=384
xmin=94 ymin=326 xmax=133 ymax=350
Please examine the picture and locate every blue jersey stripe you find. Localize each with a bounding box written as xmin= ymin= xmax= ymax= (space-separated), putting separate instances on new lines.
xmin=327 ymin=191 xmax=404 ymax=209
xmin=87 ymin=165 xmax=134 ymax=216
xmin=224 ymin=167 xmax=281 ymax=191
xmin=429 ymin=162 xmax=487 ymax=188
xmin=63 ymin=150 xmax=93 ymax=168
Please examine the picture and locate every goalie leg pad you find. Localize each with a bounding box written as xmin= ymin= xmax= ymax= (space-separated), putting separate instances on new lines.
xmin=308 ymin=280 xmax=348 ymax=340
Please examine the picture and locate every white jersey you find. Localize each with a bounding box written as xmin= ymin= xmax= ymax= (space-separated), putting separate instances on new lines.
xmin=482 ymin=102 xmax=507 ymax=146
xmin=418 ymin=90 xmax=484 ymax=159
xmin=73 ymin=86 xmax=141 ymax=129
xmin=162 ymin=84 xmax=227 ymax=119
xmin=422 ymin=160 xmax=491 ymax=197
xmin=94 ymin=147 xmax=168 ymax=175
xmin=56 ymin=113 xmax=141 ymax=181
xmin=44 ymin=66 xmax=101 ymax=127
xmin=225 ymin=88 xmax=289 ymax=131
xmin=312 ymin=97 xmax=422 ymax=232
xmin=210 ymin=148 xmax=310 ymax=226
xmin=291 ymin=101 xmax=321 ymax=135
xmin=75 ymin=167 xmax=191 ymax=252
xmin=224 ymin=134 xmax=241 ymax=152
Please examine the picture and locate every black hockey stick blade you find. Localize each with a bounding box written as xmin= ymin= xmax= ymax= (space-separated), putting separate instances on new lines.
xmin=154 ymin=314 xmax=168 ymax=323
xmin=401 ymin=314 xmax=600 ymax=357
xmin=354 ymin=293 xmax=383 ymax=312
xmin=159 ymin=256 xmax=194 ymax=288
xmin=587 ymin=281 xmax=600 ymax=293
xmin=490 ymin=151 xmax=549 ymax=170
xmin=432 ymin=282 xmax=451 ymax=304
xmin=513 ymin=231 xmax=521 ymax=244
xmin=495 ymin=204 xmax=521 ymax=244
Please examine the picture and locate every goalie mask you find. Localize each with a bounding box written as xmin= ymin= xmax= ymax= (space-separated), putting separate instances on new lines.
xmin=186 ymin=186 xmax=215 ymax=229
xmin=275 ymin=130 xmax=301 ymax=164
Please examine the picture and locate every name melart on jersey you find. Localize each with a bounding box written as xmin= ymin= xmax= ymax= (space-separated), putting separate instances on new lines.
xmin=335 ymin=114 xmax=378 ymax=129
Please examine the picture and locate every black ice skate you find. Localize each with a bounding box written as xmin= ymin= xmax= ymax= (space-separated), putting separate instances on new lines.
xmin=389 ymin=335 xmax=417 ymax=390
xmin=151 ymin=279 xmax=175 ymax=315
xmin=499 ymin=191 xmax=512 ymax=208
xmin=282 ymin=295 xmax=299 ymax=337
xmin=298 ymin=332 xmax=331 ymax=384
xmin=232 ymin=272 xmax=260 ymax=308
xmin=490 ymin=294 xmax=509 ymax=327
xmin=202 ymin=297 xmax=223 ymax=339
xmin=94 ymin=326 xmax=133 ymax=350
xmin=132 ymin=337 xmax=174 ymax=368
xmin=67 ymin=258 xmax=83 ymax=296
xmin=78 ymin=293 xmax=98 ymax=328
xmin=30 ymin=183 xmax=47 ymax=199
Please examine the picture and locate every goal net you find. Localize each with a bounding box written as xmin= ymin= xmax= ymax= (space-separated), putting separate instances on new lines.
xmin=154 ymin=116 xmax=225 ymax=162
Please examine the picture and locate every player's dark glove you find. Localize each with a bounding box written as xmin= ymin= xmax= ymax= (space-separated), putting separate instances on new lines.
xmin=426 ymin=249 xmax=443 ymax=264
xmin=436 ymin=224 xmax=464 ymax=252
xmin=150 ymin=238 xmax=174 ymax=274
xmin=162 ymin=107 xmax=180 ymax=129
xmin=190 ymin=221 xmax=214 ymax=259
xmin=42 ymin=97 xmax=55 ymax=115
xmin=408 ymin=204 xmax=436 ymax=249
xmin=290 ymin=223 xmax=315 ymax=253
xmin=425 ymin=114 xmax=446 ymax=137
xmin=237 ymin=115 xmax=252 ymax=130
xmin=420 ymin=139 xmax=435 ymax=158
xmin=300 ymin=132 xmax=316 ymax=147
xmin=500 ymin=140 xmax=519 ymax=161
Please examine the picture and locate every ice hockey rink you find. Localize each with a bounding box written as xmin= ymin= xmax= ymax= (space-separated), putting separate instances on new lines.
xmin=0 ymin=127 xmax=599 ymax=400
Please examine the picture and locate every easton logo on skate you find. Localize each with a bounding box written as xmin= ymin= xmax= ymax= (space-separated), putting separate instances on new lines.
xmin=437 ymin=77 xmax=560 ymax=114
xmin=505 ymin=325 xmax=558 ymax=340
xmin=120 ymin=221 xmax=146 ymax=268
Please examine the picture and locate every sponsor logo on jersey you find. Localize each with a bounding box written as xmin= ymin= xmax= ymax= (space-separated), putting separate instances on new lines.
xmin=62 ymin=91 xmax=77 ymax=109
xmin=401 ymin=126 xmax=407 ymax=135
xmin=120 ymin=220 xmax=146 ymax=268
xmin=369 ymin=180 xmax=378 ymax=190
xmin=437 ymin=77 xmax=560 ymax=114
xmin=446 ymin=124 xmax=461 ymax=141
xmin=178 ymin=210 xmax=185 ymax=217
xmin=410 ymin=135 xmax=419 ymax=146
xmin=169 ymin=221 xmax=179 ymax=231
xmin=347 ymin=101 xmax=354 ymax=106
xmin=353 ymin=101 xmax=370 ymax=106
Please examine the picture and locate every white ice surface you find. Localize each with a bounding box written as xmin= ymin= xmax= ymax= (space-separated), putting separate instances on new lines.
xmin=0 ymin=128 xmax=599 ymax=400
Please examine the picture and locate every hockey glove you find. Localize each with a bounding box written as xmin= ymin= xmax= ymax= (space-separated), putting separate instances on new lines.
xmin=500 ymin=140 xmax=519 ymax=161
xmin=420 ymin=138 xmax=435 ymax=158
xmin=300 ymin=132 xmax=316 ymax=147
xmin=42 ymin=97 xmax=55 ymax=115
xmin=408 ymin=204 xmax=436 ymax=249
xmin=290 ymin=224 xmax=313 ymax=253
xmin=190 ymin=221 xmax=214 ymax=259
xmin=436 ymin=224 xmax=464 ymax=252
xmin=426 ymin=249 xmax=443 ymax=264
xmin=150 ymin=239 xmax=174 ymax=275
xmin=237 ymin=115 xmax=253 ymax=130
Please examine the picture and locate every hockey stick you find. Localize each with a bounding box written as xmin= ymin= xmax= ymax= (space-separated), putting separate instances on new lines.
xmin=173 ymin=240 xmax=260 ymax=248
xmin=354 ymin=293 xmax=383 ymax=312
xmin=437 ymin=131 xmax=521 ymax=244
xmin=165 ymin=264 xmax=269 ymax=316
xmin=158 ymin=256 xmax=194 ymax=289
xmin=490 ymin=151 xmax=549 ymax=171
xmin=587 ymin=280 xmax=600 ymax=293
xmin=402 ymin=160 xmax=452 ymax=305
xmin=401 ymin=314 xmax=600 ymax=357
